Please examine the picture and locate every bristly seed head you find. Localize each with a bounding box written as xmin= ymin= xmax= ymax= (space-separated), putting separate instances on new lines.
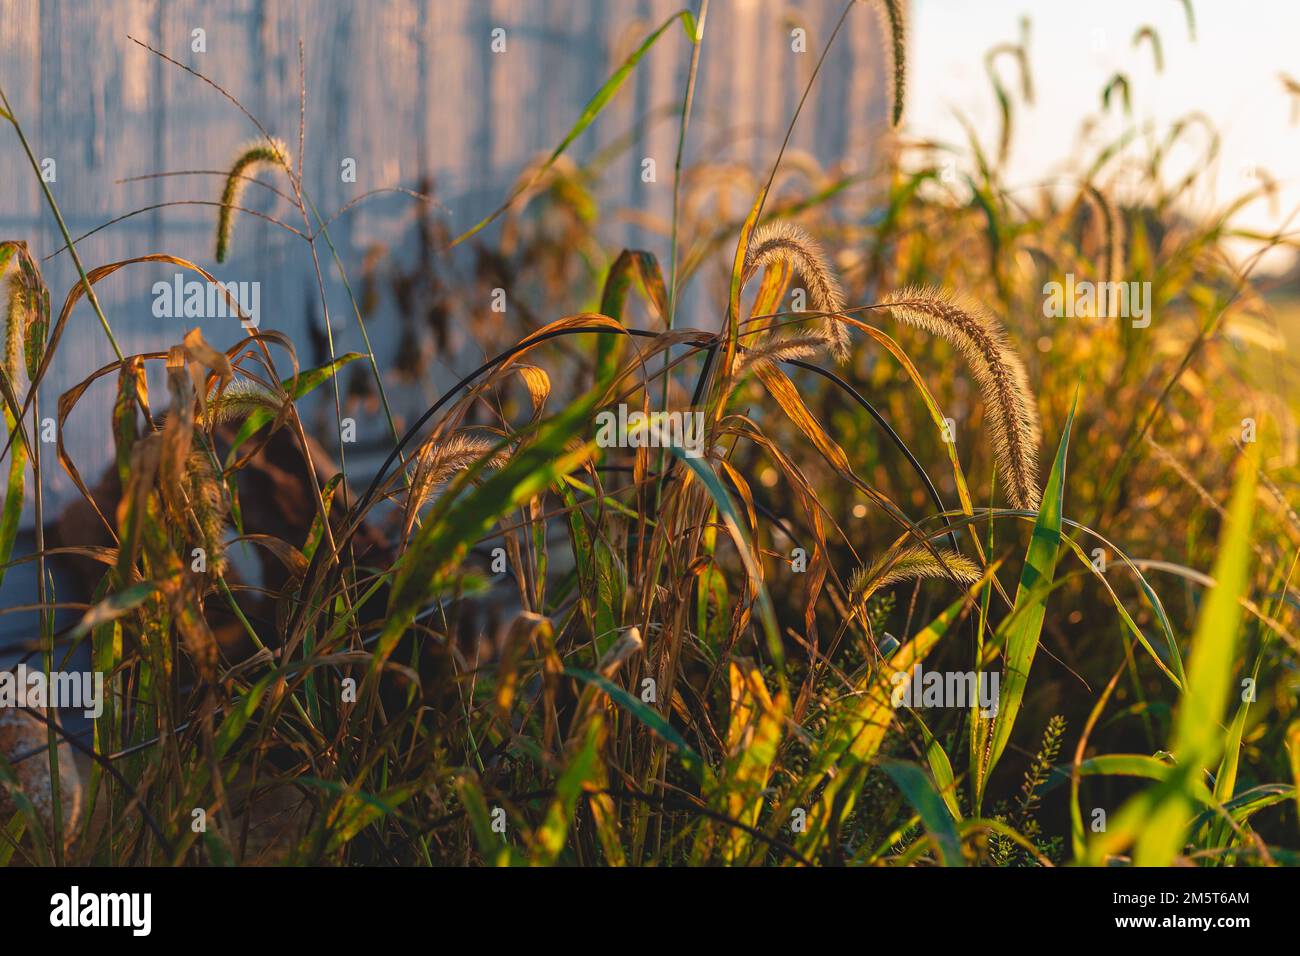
xmin=744 ymin=222 xmax=851 ymax=362
xmin=736 ymin=333 xmax=830 ymax=378
xmin=850 ymin=543 xmax=980 ymax=603
xmin=865 ymin=0 xmax=907 ymax=127
xmin=881 ymin=286 xmax=1042 ymax=511
xmin=1081 ymin=183 xmax=1125 ymax=286
xmin=215 ymin=138 xmax=291 ymax=263
xmin=2 ymin=261 xmax=26 ymax=384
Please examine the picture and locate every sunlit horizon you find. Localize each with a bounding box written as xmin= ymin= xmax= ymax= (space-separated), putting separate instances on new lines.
xmin=909 ymin=0 xmax=1300 ymax=274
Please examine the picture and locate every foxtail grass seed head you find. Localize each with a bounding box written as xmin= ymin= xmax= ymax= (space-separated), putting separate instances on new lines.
xmin=215 ymin=138 xmax=291 ymax=263
xmin=736 ymin=333 xmax=829 ymax=378
xmin=200 ymin=378 xmax=281 ymax=427
xmin=882 ymin=287 xmax=1042 ymax=510
xmin=415 ymin=433 xmax=509 ymax=490
xmin=2 ymin=261 xmax=26 ymax=383
xmin=1082 ymin=183 xmax=1125 ymax=286
xmin=850 ymin=543 xmax=980 ymax=603
xmin=866 ymin=0 xmax=907 ymax=127
xmin=744 ymin=222 xmax=850 ymax=361
xmin=406 ymin=432 xmax=511 ymax=537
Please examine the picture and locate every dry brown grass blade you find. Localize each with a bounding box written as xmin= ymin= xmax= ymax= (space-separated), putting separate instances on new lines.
xmin=114 ymin=432 xmax=163 ymax=575
xmin=753 ymin=362 xmax=854 ymax=475
xmin=160 ymin=347 xmax=197 ymax=517
xmin=182 ymin=327 xmax=234 ymax=417
xmin=25 ymin=255 xmax=247 ymax=427
xmin=516 ymin=365 xmax=551 ymax=414
xmin=57 ymin=354 xmax=165 ymax=542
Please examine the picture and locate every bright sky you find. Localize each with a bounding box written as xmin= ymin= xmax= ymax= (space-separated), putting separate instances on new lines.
xmin=908 ymin=0 xmax=1300 ymax=272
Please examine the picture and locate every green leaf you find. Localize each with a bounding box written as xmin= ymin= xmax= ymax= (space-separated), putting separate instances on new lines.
xmin=1074 ymin=753 xmax=1214 ymax=805
xmin=882 ymin=761 xmax=964 ymax=866
xmin=564 ymin=667 xmax=704 ymax=782
xmin=1207 ymin=694 xmax=1251 ymax=853
xmin=595 ymin=249 xmax=666 ymax=386
xmin=680 ymin=10 xmax=698 ymax=41
xmin=980 ymin=394 xmax=1076 ymax=807
xmin=0 ymin=405 xmax=25 ymax=592
xmin=531 ymin=715 xmax=604 ymax=865
xmin=455 ymin=774 xmax=518 ymax=866
xmin=1062 ymin=536 xmax=1183 ymax=688
xmin=213 ymin=674 xmax=276 ymax=758
xmin=911 ymin=710 xmax=962 ymax=820
xmin=0 ymin=812 xmax=24 ymax=866
xmin=1190 ymin=784 xmax=1295 ymax=833
xmin=1087 ymin=445 xmax=1258 ymax=865
xmin=67 ymin=580 xmax=158 ymax=641
xmin=1132 ymin=443 xmax=1257 ymax=865
xmin=323 ymin=784 xmax=416 ymax=856
xmin=0 ymin=753 xmax=50 ymax=865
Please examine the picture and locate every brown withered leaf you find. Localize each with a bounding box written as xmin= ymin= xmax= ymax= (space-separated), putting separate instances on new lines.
xmin=160 ymin=346 xmax=195 ymax=514
xmin=183 ymin=327 xmax=234 ymax=416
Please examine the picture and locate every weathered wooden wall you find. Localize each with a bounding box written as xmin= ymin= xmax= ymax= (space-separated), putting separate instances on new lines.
xmin=0 ymin=0 xmax=889 ymax=519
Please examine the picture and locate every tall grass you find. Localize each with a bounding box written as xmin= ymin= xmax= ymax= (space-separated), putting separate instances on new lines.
xmin=0 ymin=1 xmax=1298 ymax=867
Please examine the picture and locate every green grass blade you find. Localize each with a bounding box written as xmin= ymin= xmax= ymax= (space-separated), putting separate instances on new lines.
xmin=0 ymin=812 xmax=24 ymax=866
xmin=882 ymin=761 xmax=964 ymax=866
xmin=0 ymin=394 xmax=24 ymax=591
xmin=911 ymin=710 xmax=962 ymax=820
xmin=1085 ymin=445 xmax=1258 ymax=865
xmin=531 ymin=715 xmax=604 ymax=866
xmin=595 ymin=249 xmax=666 ymax=385
xmin=980 ymin=393 xmax=1076 ymax=807
xmin=1132 ymin=443 xmax=1257 ymax=865
xmin=564 ymin=667 xmax=704 ymax=782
